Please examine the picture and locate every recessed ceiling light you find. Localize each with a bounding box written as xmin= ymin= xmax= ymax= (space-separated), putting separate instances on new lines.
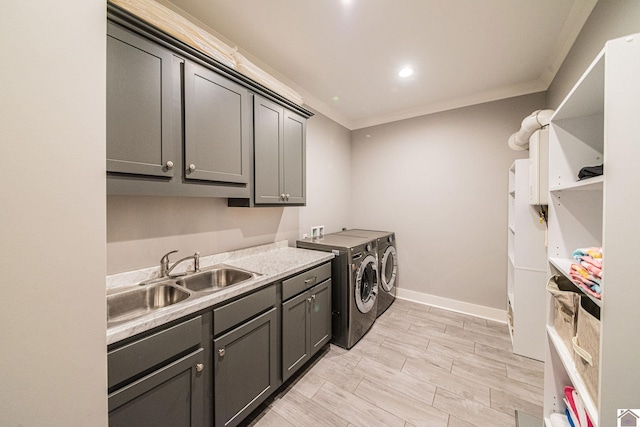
xmin=332 ymin=96 xmax=340 ymax=102
xmin=398 ymin=67 xmax=414 ymax=78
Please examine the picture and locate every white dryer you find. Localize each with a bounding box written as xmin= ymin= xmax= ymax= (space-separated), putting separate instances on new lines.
xmin=338 ymin=229 xmax=398 ymax=316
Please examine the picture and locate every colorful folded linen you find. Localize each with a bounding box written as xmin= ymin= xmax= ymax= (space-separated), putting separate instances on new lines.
xmin=564 ymin=386 xmax=593 ymax=427
xmin=572 ymin=247 xmax=602 ymax=260
xmin=569 ymin=264 xmax=601 ymax=299
xmin=570 ymin=247 xmax=603 ymax=299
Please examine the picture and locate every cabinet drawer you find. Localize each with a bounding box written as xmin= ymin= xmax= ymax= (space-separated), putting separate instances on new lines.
xmin=282 ymin=262 xmax=331 ymax=301
xmin=108 ymin=316 xmax=202 ymax=389
xmin=213 ymin=285 xmax=275 ymax=336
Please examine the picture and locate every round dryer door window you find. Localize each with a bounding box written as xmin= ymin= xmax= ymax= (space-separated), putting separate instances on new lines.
xmin=381 ymin=246 xmax=397 ymax=292
xmin=355 ymin=254 xmax=378 ymax=314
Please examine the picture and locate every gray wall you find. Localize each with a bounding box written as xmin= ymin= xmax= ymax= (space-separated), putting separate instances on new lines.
xmin=547 ymin=0 xmax=640 ymax=108
xmin=107 ymin=109 xmax=351 ymax=274
xmin=0 ymin=1 xmax=107 ymax=426
xmin=350 ymin=93 xmax=546 ymax=310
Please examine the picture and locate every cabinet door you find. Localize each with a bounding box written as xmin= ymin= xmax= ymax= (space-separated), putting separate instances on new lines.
xmin=282 ymin=290 xmax=310 ymax=382
xmin=107 ymin=22 xmax=174 ymax=178
xmin=184 ymin=60 xmax=250 ymax=185
xmin=213 ymin=307 xmax=277 ymax=427
xmin=108 ymin=348 xmax=204 ymax=427
xmin=254 ymin=96 xmax=284 ymax=204
xmin=282 ymin=111 xmax=306 ymax=205
xmin=309 ymin=279 xmax=332 ymax=355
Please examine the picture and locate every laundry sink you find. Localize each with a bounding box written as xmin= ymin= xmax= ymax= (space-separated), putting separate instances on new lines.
xmin=107 ymin=282 xmax=191 ymax=326
xmin=177 ymin=266 xmax=256 ymax=293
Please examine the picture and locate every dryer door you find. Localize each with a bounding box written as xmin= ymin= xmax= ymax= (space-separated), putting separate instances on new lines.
xmin=355 ymin=254 xmax=378 ymax=314
xmin=380 ymin=246 xmax=397 ymax=292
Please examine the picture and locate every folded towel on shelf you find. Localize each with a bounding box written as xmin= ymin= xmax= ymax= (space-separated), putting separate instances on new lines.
xmin=572 ymin=247 xmax=602 ymax=260
xmin=578 ymin=164 xmax=603 ymax=180
xmin=569 ymin=265 xmax=602 ymax=299
xmin=570 ymin=247 xmax=603 ymax=299
xmin=570 ymin=264 xmax=601 ymax=284
xmin=551 ymin=412 xmax=572 ymax=427
xmin=579 ymin=258 xmax=603 ymax=277
xmin=564 ymin=386 xmax=594 ymax=427
xmin=577 ymin=255 xmax=602 ymax=270
xmin=565 ymin=408 xmax=576 ymax=427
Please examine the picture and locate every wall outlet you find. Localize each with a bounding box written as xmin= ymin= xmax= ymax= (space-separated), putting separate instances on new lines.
xmin=311 ymin=225 xmax=325 ymax=238
xmin=302 ymin=233 xmax=308 ymax=239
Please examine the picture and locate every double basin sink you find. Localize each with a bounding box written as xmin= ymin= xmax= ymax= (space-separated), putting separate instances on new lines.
xmin=107 ymin=265 xmax=258 ymax=327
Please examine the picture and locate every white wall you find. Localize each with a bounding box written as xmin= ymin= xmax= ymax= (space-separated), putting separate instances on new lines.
xmin=547 ymin=0 xmax=640 ymax=108
xmin=350 ymin=93 xmax=546 ymax=312
xmin=107 ymin=109 xmax=351 ymax=274
xmin=0 ymin=1 xmax=107 ymax=426
xmin=299 ymin=108 xmax=352 ymax=237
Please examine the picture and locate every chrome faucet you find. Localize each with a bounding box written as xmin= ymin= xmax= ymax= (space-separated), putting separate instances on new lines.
xmin=160 ymin=250 xmax=200 ymax=278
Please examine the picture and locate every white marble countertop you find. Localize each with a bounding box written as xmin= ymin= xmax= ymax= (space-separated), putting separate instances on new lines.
xmin=106 ymin=242 xmax=333 ymax=345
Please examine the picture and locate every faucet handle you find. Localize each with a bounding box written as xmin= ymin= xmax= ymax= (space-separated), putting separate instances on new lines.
xmin=194 ymin=251 xmax=200 ymax=272
xmin=160 ymin=250 xmax=179 ymax=277
xmin=161 ymin=250 xmax=179 ymax=263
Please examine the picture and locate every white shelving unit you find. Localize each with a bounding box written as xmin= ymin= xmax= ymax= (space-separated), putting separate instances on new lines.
xmin=543 ymin=34 xmax=640 ymax=427
xmin=507 ymin=159 xmax=547 ymax=361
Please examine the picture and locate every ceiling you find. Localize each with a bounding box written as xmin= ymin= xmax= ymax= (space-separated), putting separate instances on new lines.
xmin=166 ymin=0 xmax=598 ymax=130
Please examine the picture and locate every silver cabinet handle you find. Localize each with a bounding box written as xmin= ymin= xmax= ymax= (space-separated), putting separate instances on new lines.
xmin=166 ymin=160 xmax=174 ymax=169
xmin=280 ymin=193 xmax=286 ymax=200
xmin=218 ymin=348 xmax=225 ymax=357
xmin=189 ymin=164 xmax=196 ymax=172
xmin=286 ymin=193 xmax=290 ymax=200
xmin=307 ymin=297 xmax=312 ymax=303
xmin=311 ymin=294 xmax=316 ymax=300
xmin=196 ymin=363 xmax=204 ymax=372
xmin=304 ymin=277 xmax=317 ymax=285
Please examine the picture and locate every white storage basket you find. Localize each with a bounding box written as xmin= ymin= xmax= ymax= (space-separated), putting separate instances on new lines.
xmin=572 ymin=296 xmax=601 ymax=402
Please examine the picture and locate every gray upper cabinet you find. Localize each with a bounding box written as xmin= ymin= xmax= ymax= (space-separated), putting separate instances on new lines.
xmin=107 ymin=7 xmax=312 ymax=200
xmin=254 ymin=96 xmax=306 ymax=205
xmin=184 ymin=61 xmax=251 ymax=185
xmin=107 ymin=22 xmax=174 ymax=178
xmin=283 ymin=111 xmax=306 ymax=204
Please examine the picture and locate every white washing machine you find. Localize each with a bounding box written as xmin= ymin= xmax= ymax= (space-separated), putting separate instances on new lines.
xmin=297 ymin=233 xmax=378 ymax=349
xmin=337 ymin=229 xmax=398 ymax=316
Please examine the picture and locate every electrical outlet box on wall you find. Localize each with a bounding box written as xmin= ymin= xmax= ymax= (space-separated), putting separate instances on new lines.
xmin=311 ymin=225 xmax=325 ymax=238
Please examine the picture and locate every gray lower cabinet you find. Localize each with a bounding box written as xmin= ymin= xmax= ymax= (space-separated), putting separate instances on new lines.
xmin=254 ymin=95 xmax=306 ymax=205
xmin=212 ymin=285 xmax=278 ymax=427
xmin=106 ymin=21 xmax=174 ymax=178
xmin=109 ymin=349 xmax=205 ymax=427
xmin=282 ymin=279 xmax=331 ymax=382
xmin=107 ymin=316 xmax=205 ymax=427
xmin=184 ymin=60 xmax=251 ymax=185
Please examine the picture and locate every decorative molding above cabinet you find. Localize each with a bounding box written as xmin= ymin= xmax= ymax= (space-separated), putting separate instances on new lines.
xmin=106 ymin=5 xmax=312 ymax=200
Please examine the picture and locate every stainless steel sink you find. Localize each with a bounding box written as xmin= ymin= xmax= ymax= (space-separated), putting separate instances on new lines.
xmin=177 ymin=266 xmax=255 ymax=293
xmin=107 ymin=282 xmax=191 ymax=326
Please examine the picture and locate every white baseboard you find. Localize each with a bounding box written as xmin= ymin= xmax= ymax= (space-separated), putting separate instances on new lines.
xmin=395 ymin=288 xmax=507 ymax=324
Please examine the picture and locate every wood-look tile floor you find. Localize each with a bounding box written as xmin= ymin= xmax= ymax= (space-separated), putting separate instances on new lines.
xmin=241 ymin=298 xmax=543 ymax=427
